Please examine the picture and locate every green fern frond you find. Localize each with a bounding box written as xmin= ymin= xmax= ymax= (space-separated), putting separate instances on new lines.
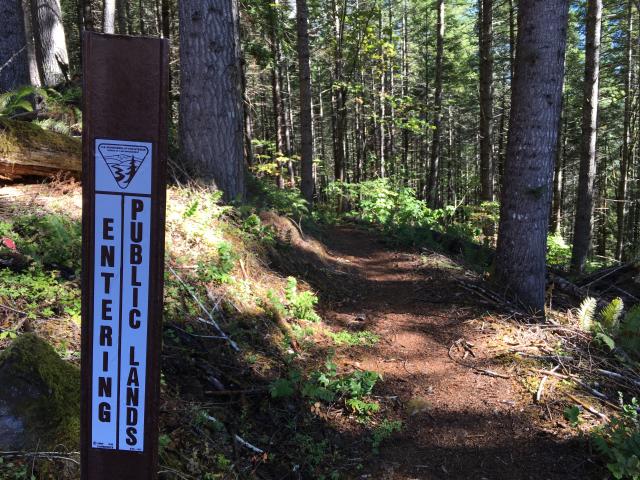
xmin=33 ymin=118 xmax=71 ymax=135
xmin=617 ymin=305 xmax=640 ymax=358
xmin=599 ymin=298 xmax=624 ymax=335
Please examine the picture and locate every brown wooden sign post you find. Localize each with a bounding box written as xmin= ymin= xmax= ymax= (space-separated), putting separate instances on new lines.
xmin=81 ymin=32 xmax=168 ymax=480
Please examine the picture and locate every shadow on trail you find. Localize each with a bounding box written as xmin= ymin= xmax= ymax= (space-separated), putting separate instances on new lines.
xmin=261 ymin=223 xmax=603 ymax=479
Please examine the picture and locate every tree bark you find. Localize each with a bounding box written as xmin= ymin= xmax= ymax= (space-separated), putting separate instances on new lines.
xmin=161 ymin=0 xmax=171 ymax=38
xmin=116 ymin=0 xmax=128 ymax=33
xmin=178 ymin=0 xmax=246 ymax=201
xmin=296 ymin=0 xmax=315 ymax=204
xmin=30 ymin=0 xmax=69 ymax=86
xmin=479 ymin=0 xmax=494 ymax=202
xmin=427 ymin=0 xmax=444 ymax=207
xmin=551 ymin=108 xmax=567 ymax=235
xmin=103 ymin=0 xmax=116 ymax=33
xmin=0 ymin=0 xmax=30 ymax=92
xmin=616 ymin=1 xmax=633 ymax=261
xmin=22 ymin=0 xmax=41 ymax=86
xmin=570 ymin=0 xmax=602 ymax=274
xmin=494 ymin=0 xmax=569 ymax=312
xmin=83 ymin=0 xmax=94 ymax=31
xmin=268 ymin=0 xmax=286 ymax=189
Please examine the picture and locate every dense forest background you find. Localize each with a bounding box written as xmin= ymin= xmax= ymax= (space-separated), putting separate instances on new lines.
xmin=1 ymin=0 xmax=640 ymax=310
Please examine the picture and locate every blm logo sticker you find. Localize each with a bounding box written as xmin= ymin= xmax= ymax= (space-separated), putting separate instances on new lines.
xmin=92 ymin=139 xmax=152 ymax=452
xmin=95 ymin=140 xmax=151 ymax=194
xmin=98 ymin=143 xmax=148 ymax=189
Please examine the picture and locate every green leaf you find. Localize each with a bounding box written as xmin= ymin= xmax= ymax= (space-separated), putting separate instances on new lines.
xmin=564 ymin=406 xmax=581 ymax=426
xmin=595 ymin=332 xmax=616 ymax=351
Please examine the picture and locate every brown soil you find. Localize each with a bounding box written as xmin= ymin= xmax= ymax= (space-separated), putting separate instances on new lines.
xmin=315 ymin=225 xmax=602 ymax=480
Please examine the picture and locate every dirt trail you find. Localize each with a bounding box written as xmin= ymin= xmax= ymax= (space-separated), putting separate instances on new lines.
xmin=319 ymin=226 xmax=599 ymax=480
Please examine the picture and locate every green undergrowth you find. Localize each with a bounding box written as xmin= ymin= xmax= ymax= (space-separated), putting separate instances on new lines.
xmin=0 ymin=181 xmax=398 ymax=478
xmin=0 ymin=213 xmax=82 ymax=338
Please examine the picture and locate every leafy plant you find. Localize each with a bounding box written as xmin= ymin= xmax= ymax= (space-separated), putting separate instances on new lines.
xmin=270 ymin=359 xmax=381 ymax=413
xmin=579 ymin=298 xmax=625 ymax=352
xmin=547 ymin=233 xmax=572 ymax=268
xmin=346 ymin=398 xmax=380 ymax=416
xmin=618 ymin=306 xmax=640 ymax=358
xmin=11 ymin=214 xmax=82 ymax=272
xmin=248 ymin=176 xmax=309 ymax=218
xmin=0 ymin=268 xmax=80 ymax=320
xmin=371 ymin=420 xmax=403 ymax=454
xmin=564 ymin=405 xmax=581 ymax=427
xmin=196 ymin=242 xmax=237 ymax=284
xmin=600 ymin=298 xmax=624 ymax=334
xmin=0 ymin=86 xmax=42 ymax=117
xmin=270 ymin=377 xmax=296 ymax=398
xmin=593 ymin=395 xmax=640 ymax=479
xmin=328 ymin=330 xmax=379 ymax=347
xmin=183 ymin=199 xmax=199 ymax=218
xmin=284 ymin=277 xmax=321 ymax=322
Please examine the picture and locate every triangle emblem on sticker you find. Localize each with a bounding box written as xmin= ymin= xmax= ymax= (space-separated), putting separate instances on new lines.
xmin=98 ymin=143 xmax=149 ymax=189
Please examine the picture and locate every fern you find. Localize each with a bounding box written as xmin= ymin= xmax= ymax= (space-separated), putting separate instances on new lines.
xmin=578 ymin=297 xmax=597 ymax=332
xmin=600 ymin=298 xmax=624 ymax=335
xmin=618 ymin=305 xmax=640 ymax=358
xmin=0 ymin=85 xmax=44 ymax=117
xmin=33 ymin=118 xmax=71 ymax=135
xmin=284 ymin=276 xmax=321 ymax=322
xmin=593 ymin=395 xmax=640 ymax=479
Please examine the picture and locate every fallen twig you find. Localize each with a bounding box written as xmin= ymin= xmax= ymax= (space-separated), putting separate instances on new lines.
xmin=0 ymin=450 xmax=79 ymax=465
xmin=448 ymin=342 xmax=510 ymax=379
xmin=536 ymin=365 xmax=559 ymax=403
xmin=566 ymin=394 xmax=609 ymax=421
xmin=596 ymin=368 xmax=640 ymax=389
xmin=202 ymin=414 xmax=264 ymax=454
xmin=168 ymin=265 xmax=240 ymax=352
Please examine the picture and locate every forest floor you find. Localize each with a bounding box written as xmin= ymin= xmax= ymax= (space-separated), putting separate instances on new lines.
xmin=0 ymin=181 xmax=617 ymax=479
xmin=304 ymin=225 xmax=603 ymax=479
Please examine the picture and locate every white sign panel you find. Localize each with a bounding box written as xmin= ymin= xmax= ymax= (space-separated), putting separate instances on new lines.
xmin=92 ymin=139 xmax=152 ymax=452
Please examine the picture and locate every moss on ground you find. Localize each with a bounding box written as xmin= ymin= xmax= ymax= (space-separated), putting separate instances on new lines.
xmin=0 ymin=333 xmax=80 ymax=449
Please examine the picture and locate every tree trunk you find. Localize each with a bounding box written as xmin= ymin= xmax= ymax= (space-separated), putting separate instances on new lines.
xmin=284 ymin=64 xmax=295 ymax=186
xmin=508 ymin=0 xmax=515 ymax=80
xmin=378 ymin=8 xmax=386 ymax=178
xmin=22 ymin=0 xmax=41 ymax=86
xmin=551 ymin=108 xmax=567 ymax=235
xmin=268 ymin=0 xmax=286 ymax=189
xmin=570 ymin=0 xmax=602 ymax=274
xmin=427 ymin=0 xmax=444 ymax=207
xmin=401 ymin=0 xmax=409 ymax=174
xmin=139 ymin=0 xmax=145 ymax=34
xmin=616 ymin=1 xmax=633 ymax=261
xmin=494 ymin=0 xmax=569 ymax=312
xmin=30 ymin=0 xmax=69 ymax=86
xmin=178 ymin=0 xmax=245 ymax=201
xmin=0 ymin=0 xmax=30 ymax=92
xmin=83 ymin=0 xmax=94 ymax=31
xmin=479 ymin=0 xmax=494 ymax=202
xmin=331 ymin=0 xmax=347 ymax=184
xmin=103 ymin=0 xmax=116 ymax=33
xmin=116 ymin=0 xmax=128 ymax=33
xmin=296 ymin=0 xmax=315 ymax=204
xmin=161 ymin=0 xmax=171 ymax=38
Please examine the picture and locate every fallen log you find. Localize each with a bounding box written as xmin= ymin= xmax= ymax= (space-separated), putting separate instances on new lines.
xmin=0 ymin=118 xmax=81 ymax=181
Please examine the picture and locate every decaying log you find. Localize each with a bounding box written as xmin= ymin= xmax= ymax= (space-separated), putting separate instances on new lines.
xmin=0 ymin=118 xmax=81 ymax=180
